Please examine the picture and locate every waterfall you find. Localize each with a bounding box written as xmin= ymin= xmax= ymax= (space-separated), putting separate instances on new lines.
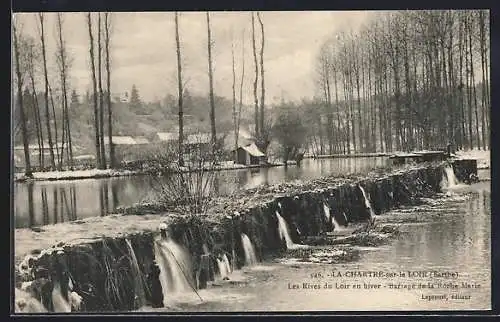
xmin=125 ymin=239 xmax=146 ymax=308
xmin=323 ymin=202 xmax=331 ymax=221
xmin=324 ymin=202 xmax=346 ymax=232
xmin=441 ymin=166 xmax=459 ymax=189
xmin=241 ymin=233 xmax=258 ymax=266
xmin=276 ymin=211 xmax=308 ymax=250
xmin=217 ymin=253 xmax=232 ymax=279
xmin=222 ymin=254 xmax=231 ymax=274
xmin=154 ymin=237 xmax=195 ymax=302
xmin=359 ymin=185 xmax=376 ymax=219
xmin=331 ymin=215 xmax=344 ymax=232
xmin=51 ymin=281 xmax=71 ymax=312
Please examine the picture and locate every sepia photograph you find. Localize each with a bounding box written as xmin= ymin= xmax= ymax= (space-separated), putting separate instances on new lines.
xmin=12 ymin=10 xmax=491 ymax=313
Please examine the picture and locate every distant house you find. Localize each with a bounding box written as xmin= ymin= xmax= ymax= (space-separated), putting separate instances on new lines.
xmin=103 ymin=136 xmax=137 ymax=145
xmin=235 ymin=143 xmax=266 ymax=165
xmin=156 ymin=132 xmax=178 ymax=143
xmin=184 ymin=133 xmax=211 ymax=154
xmin=134 ymin=136 xmax=150 ymax=145
xmin=103 ymin=136 xmax=142 ymax=163
xmin=13 ymin=142 xmax=77 ymax=169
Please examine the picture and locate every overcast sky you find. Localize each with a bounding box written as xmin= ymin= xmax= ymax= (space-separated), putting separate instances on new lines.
xmin=14 ymin=11 xmax=371 ymax=104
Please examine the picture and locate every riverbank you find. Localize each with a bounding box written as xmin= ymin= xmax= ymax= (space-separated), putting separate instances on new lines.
xmin=308 ymin=152 xmax=388 ymax=158
xmin=13 ymin=161 xmax=299 ymax=183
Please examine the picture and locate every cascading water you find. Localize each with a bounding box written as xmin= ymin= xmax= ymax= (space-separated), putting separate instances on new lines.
xmin=359 ymin=185 xmax=376 ymax=220
xmin=276 ymin=211 xmax=308 ymax=250
xmin=241 ymin=233 xmax=258 ymax=266
xmin=441 ymin=166 xmax=459 ymax=189
xmin=323 ymin=202 xmax=331 ymax=221
xmin=125 ymin=239 xmax=146 ymax=308
xmin=51 ymin=281 xmax=71 ymax=312
xmin=216 ymin=254 xmax=232 ymax=279
xmin=154 ymin=237 xmax=195 ymax=302
xmin=324 ymin=202 xmax=345 ymax=232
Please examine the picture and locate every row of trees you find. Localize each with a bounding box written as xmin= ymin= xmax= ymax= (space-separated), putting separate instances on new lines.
xmin=13 ymin=13 xmax=76 ymax=175
xmin=13 ymin=13 xmax=116 ymax=175
xmin=174 ymin=12 xmax=267 ymax=165
xmin=314 ymin=10 xmax=490 ymax=155
xmin=86 ymin=12 xmax=115 ymax=169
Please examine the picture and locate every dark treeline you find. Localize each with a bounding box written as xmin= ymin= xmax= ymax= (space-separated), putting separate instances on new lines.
xmin=313 ymin=10 xmax=490 ymax=155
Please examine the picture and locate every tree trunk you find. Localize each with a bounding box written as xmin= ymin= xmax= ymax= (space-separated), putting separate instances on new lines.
xmin=48 ymin=83 xmax=60 ymax=164
xmin=206 ymin=12 xmax=217 ymax=156
xmin=236 ymin=28 xmax=246 ymax=154
xmin=231 ymin=38 xmax=237 ymax=161
xmin=13 ymin=22 xmax=32 ymax=176
xmin=28 ymin=53 xmax=44 ymax=170
xmin=97 ymin=13 xmax=106 ymax=168
xmin=56 ymin=13 xmax=73 ymax=170
xmin=104 ymin=12 xmax=115 ymax=168
xmin=39 ymin=13 xmax=56 ymax=170
xmin=257 ymin=12 xmax=266 ymax=149
xmin=175 ymin=12 xmax=184 ymax=166
xmin=479 ymin=10 xmax=487 ymax=150
xmin=87 ymin=13 xmax=102 ymax=168
xmin=251 ymin=12 xmax=259 ymax=138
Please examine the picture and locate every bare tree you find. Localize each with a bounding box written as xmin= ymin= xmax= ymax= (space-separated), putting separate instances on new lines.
xmin=26 ymin=37 xmax=44 ymax=168
xmin=55 ymin=13 xmax=74 ymax=170
xmin=231 ymin=33 xmax=237 ymax=161
xmin=174 ymin=12 xmax=184 ymax=166
xmin=104 ymin=12 xmax=115 ymax=167
xmin=86 ymin=13 xmax=102 ymax=168
xmin=97 ymin=13 xmax=106 ymax=167
xmin=236 ymin=28 xmax=246 ymax=153
xmin=257 ymin=12 xmax=266 ymax=150
xmin=13 ymin=19 xmax=32 ymax=176
xmin=38 ymin=13 xmax=56 ymax=169
xmin=251 ymin=12 xmax=259 ymax=138
xmin=206 ymin=12 xmax=217 ymax=156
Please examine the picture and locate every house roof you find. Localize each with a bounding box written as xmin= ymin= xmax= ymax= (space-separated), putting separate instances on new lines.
xmin=14 ymin=143 xmax=67 ymax=150
xmin=157 ymin=132 xmax=177 ymax=142
xmin=241 ymin=143 xmax=265 ymax=157
xmin=134 ymin=137 xmax=150 ymax=144
xmin=186 ymin=133 xmax=211 ymax=144
xmin=104 ymin=136 xmax=137 ymax=145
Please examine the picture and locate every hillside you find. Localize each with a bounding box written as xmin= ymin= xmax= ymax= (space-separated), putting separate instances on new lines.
xmin=13 ymin=90 xmax=255 ymax=155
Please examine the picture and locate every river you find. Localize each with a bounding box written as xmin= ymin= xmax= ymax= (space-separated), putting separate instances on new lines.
xmin=14 ymin=157 xmax=388 ymax=229
xmin=145 ymin=181 xmax=491 ymax=311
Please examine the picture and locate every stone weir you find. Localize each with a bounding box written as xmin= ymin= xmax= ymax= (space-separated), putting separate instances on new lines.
xmin=14 ymin=160 xmax=473 ymax=313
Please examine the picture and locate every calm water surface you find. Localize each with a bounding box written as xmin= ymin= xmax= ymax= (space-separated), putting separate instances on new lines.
xmin=148 ymin=181 xmax=491 ymax=311
xmin=14 ymin=157 xmax=388 ymax=228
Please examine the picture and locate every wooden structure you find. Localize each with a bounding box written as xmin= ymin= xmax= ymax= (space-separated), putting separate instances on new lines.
xmin=389 ymin=150 xmax=447 ymax=166
xmin=235 ymin=143 xmax=266 ymax=165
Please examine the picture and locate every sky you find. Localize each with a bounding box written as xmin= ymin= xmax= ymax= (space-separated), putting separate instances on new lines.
xmin=14 ymin=11 xmax=371 ymax=105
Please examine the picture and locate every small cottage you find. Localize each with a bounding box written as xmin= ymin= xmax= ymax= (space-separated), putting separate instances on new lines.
xmin=235 ymin=143 xmax=266 ymax=165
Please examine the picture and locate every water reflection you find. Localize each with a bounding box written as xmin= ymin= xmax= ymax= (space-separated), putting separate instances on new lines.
xmin=14 ymin=157 xmax=388 ymax=228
